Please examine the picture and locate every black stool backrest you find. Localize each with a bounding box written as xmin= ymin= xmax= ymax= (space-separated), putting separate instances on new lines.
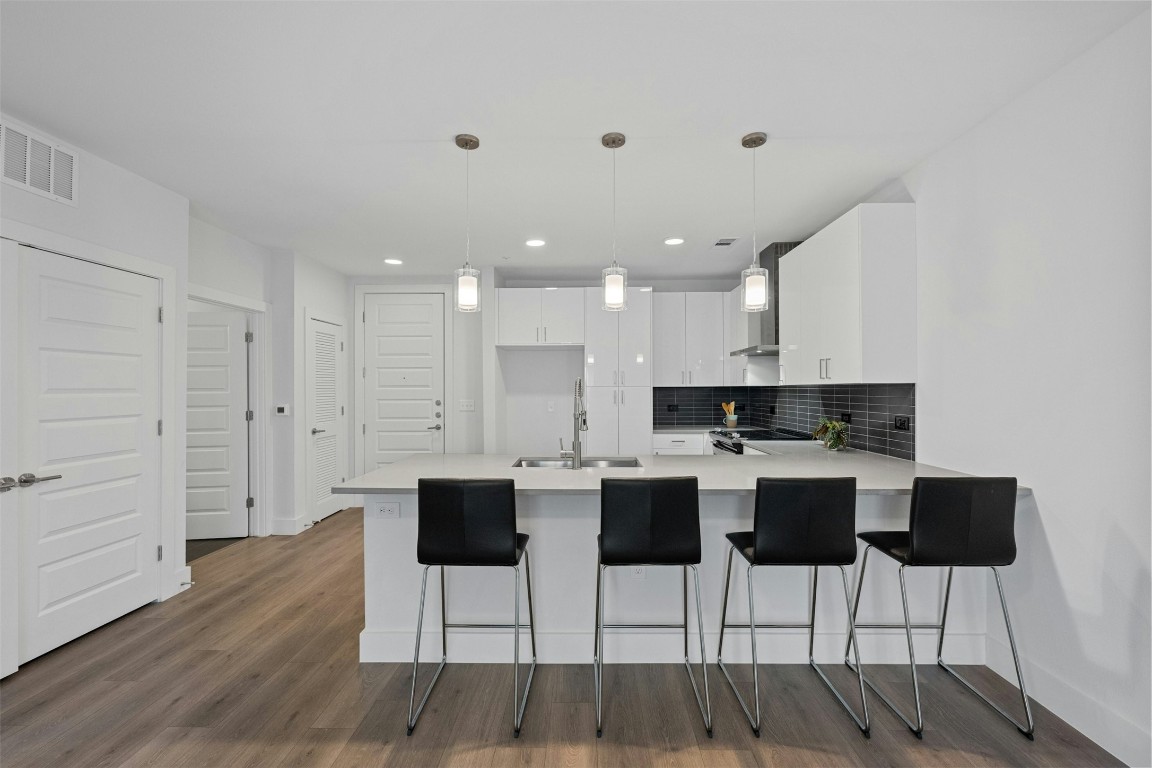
xmin=600 ymin=477 xmax=701 ymax=565
xmin=908 ymin=477 xmax=1018 ymax=566
xmin=752 ymin=477 xmax=858 ymax=565
xmin=417 ymin=478 xmax=518 ymax=566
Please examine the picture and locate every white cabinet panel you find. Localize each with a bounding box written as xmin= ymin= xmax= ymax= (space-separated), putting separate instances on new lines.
xmin=652 ymin=433 xmax=706 ymax=455
xmin=653 ymin=293 xmax=686 ymax=386
xmin=583 ymin=387 xmax=618 ymax=456
xmin=498 ymin=288 xmax=541 ymax=345
xmin=723 ymin=289 xmax=747 ymax=386
xmin=582 ymin=288 xmax=618 ymax=387
xmin=778 ymin=254 xmax=803 ymax=386
xmin=541 ymin=288 xmax=584 ymax=344
xmin=618 ymin=289 xmax=652 ymax=387
xmin=617 ymin=387 xmax=652 ymax=456
xmin=685 ymin=293 xmax=723 ymax=386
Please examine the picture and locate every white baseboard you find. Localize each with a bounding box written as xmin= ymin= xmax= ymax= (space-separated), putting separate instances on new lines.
xmin=987 ymin=635 xmax=1149 ymax=767
xmin=271 ymin=515 xmax=308 ymax=535
xmin=361 ymin=627 xmax=985 ymax=665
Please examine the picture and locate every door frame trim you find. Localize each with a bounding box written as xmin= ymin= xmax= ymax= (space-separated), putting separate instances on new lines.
xmin=353 ymin=285 xmax=455 ymax=477
xmin=187 ymin=284 xmax=269 ymax=538
xmin=1 ymin=218 xmax=189 ymax=606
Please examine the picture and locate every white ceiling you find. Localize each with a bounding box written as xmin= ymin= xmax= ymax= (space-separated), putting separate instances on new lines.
xmin=1 ymin=1 xmax=1143 ymax=280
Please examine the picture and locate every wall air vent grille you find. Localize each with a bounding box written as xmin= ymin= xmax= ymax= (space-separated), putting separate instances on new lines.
xmin=714 ymin=238 xmax=737 ymax=246
xmin=0 ymin=118 xmax=77 ymax=205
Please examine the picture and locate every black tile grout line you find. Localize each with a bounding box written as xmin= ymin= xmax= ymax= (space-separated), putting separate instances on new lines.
xmin=653 ymin=383 xmax=915 ymax=460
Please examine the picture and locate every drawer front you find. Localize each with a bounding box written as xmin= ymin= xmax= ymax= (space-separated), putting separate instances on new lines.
xmin=652 ymin=434 xmax=705 ymax=453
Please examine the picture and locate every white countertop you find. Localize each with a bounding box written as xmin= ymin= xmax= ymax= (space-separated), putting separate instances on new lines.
xmin=333 ymin=443 xmax=1020 ymax=496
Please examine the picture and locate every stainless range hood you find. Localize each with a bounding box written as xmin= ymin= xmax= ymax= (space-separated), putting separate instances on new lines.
xmin=730 ymin=241 xmax=802 ymax=357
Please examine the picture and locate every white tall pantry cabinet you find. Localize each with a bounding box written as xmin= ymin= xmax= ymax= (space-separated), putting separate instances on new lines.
xmin=582 ymin=288 xmax=653 ymax=455
xmin=777 ymin=203 xmax=917 ymax=385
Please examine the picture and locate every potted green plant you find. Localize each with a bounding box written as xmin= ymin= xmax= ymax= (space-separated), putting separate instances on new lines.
xmin=813 ymin=417 xmax=849 ymax=451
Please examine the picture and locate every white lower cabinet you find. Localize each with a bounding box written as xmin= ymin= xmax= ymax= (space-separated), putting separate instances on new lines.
xmin=652 ymin=433 xmax=707 ymax=455
xmin=585 ymin=386 xmax=651 ymax=455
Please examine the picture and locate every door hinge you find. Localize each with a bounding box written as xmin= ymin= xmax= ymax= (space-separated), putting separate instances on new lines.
xmin=157 ymin=419 xmax=163 ymax=436
xmin=245 ymin=331 xmax=254 ymax=343
xmin=246 ymin=497 xmax=254 ymax=509
xmin=158 ymin=307 xmax=164 ymax=323
xmin=157 ymin=545 xmax=163 ymax=561
xmin=245 ymin=410 xmax=254 ymax=421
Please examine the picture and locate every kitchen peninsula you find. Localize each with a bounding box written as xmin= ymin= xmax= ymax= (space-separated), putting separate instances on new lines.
xmin=334 ymin=445 xmax=1028 ymax=666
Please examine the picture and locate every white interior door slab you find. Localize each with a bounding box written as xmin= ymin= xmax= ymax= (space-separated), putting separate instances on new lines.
xmin=306 ymin=314 xmax=347 ymax=522
xmin=1 ymin=240 xmax=20 ymax=677
xmin=363 ymin=293 xmax=445 ymax=468
xmin=186 ymin=310 xmax=249 ymax=539
xmin=17 ymin=246 xmax=162 ymax=664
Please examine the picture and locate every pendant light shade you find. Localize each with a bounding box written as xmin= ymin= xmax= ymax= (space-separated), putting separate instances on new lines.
xmin=601 ymin=132 xmax=627 ymax=312
xmin=454 ymin=133 xmax=481 ymax=312
xmin=740 ymin=131 xmax=769 ymax=313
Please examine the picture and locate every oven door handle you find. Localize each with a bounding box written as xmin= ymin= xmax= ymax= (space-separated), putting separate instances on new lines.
xmin=711 ymin=439 xmax=741 ymax=455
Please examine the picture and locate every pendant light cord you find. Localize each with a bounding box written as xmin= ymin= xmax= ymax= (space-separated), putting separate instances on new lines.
xmin=611 ymin=148 xmax=618 ymax=267
xmin=751 ymin=144 xmax=758 ymax=267
xmin=464 ymin=148 xmax=471 ymax=268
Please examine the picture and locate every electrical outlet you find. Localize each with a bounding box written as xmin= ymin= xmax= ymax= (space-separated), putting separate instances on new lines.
xmin=769 ymin=405 xmax=776 ymax=416
xmin=840 ymin=412 xmax=852 ymax=424
xmin=630 ymin=566 xmax=646 ymax=579
xmin=375 ymin=501 xmax=400 ymax=519
xmin=893 ymin=415 xmax=910 ymax=431
xmin=735 ymin=404 xmax=746 ymax=412
xmin=459 ymin=399 xmax=475 ymax=412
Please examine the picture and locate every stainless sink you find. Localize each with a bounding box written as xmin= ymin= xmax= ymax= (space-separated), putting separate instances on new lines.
xmin=512 ymin=457 xmax=641 ymax=469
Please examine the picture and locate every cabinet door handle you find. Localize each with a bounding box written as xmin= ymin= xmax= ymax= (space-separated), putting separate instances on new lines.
xmin=681 ymin=371 xmax=685 ymax=385
xmin=779 ymin=364 xmax=786 ymax=385
xmin=544 ymin=326 xmax=547 ymax=342
xmin=742 ymin=368 xmax=747 ymax=384
xmin=536 ymin=327 xmax=539 ymax=342
xmin=620 ymin=371 xmax=625 ymax=386
xmin=621 ymin=389 xmax=625 ymax=405
xmin=826 ymin=358 xmax=831 ymax=380
xmin=818 ymin=358 xmax=825 ymax=379
xmin=311 ymin=428 xmax=326 ymax=434
xmin=688 ymin=370 xmax=693 ymax=385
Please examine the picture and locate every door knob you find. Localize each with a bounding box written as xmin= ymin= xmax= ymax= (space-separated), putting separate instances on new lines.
xmin=17 ymin=473 xmax=62 ymax=487
xmin=0 ymin=477 xmax=16 ymax=493
xmin=426 ymin=424 xmax=442 ymax=431
xmin=311 ymin=428 xmax=326 ymax=435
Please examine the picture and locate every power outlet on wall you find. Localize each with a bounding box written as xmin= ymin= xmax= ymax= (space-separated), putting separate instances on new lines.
xmin=630 ymin=566 xmax=646 ymax=579
xmin=375 ymin=501 xmax=400 ymax=519
xmin=893 ymin=415 xmax=910 ymax=431
xmin=459 ymin=399 xmax=475 ymax=412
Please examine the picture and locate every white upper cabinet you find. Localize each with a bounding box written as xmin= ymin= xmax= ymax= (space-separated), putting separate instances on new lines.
xmin=684 ymin=293 xmax=724 ymax=386
xmin=653 ymin=292 xmax=724 ymax=387
xmin=653 ymin=293 xmax=687 ymax=386
xmin=582 ymin=287 xmax=651 ymax=387
xmin=723 ymin=289 xmax=746 ymax=385
xmin=777 ymin=202 xmax=917 ymax=385
xmin=498 ymin=288 xmax=585 ymax=345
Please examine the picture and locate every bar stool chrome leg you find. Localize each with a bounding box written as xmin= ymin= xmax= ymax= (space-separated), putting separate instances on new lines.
xmin=512 ymin=549 xmax=539 ymax=737
xmin=407 ymin=565 xmax=447 ymax=735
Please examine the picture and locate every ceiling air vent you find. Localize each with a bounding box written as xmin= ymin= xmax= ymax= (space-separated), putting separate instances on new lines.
xmin=0 ymin=119 xmax=77 ymax=205
xmin=714 ymin=238 xmax=737 ymax=247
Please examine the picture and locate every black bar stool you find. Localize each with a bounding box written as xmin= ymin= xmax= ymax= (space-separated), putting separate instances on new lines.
xmin=716 ymin=477 xmax=870 ymax=737
xmin=407 ymin=479 xmax=536 ymax=737
xmin=593 ymin=477 xmax=712 ymax=738
xmin=846 ymin=476 xmax=1035 ymax=739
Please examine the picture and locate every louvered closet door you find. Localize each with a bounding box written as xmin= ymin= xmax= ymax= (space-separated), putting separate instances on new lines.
xmin=306 ymin=315 xmax=346 ymax=522
xmin=16 ymin=245 xmax=161 ymax=664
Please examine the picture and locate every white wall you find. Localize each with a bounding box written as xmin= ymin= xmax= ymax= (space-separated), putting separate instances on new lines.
xmin=0 ymin=114 xmax=193 ymax=595
xmin=903 ymin=13 xmax=1150 ymax=766
xmin=188 ymin=217 xmax=275 ymax=303
xmin=499 ymin=348 xmax=585 ymax=455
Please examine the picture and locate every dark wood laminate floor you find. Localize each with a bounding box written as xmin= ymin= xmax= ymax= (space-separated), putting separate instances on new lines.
xmin=0 ymin=509 xmax=1122 ymax=767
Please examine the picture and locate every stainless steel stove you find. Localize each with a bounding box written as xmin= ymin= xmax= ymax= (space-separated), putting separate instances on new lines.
xmin=709 ymin=426 xmax=810 ymax=455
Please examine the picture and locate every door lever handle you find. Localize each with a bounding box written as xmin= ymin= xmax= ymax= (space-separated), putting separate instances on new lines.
xmin=426 ymin=424 xmax=442 ymax=430
xmin=0 ymin=477 xmax=16 ymax=493
xmin=311 ymin=428 xmax=326 ymax=435
xmin=17 ymin=473 xmax=62 ymax=487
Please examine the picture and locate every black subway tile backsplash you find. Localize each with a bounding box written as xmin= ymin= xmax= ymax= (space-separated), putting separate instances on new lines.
xmin=653 ymin=383 xmax=916 ymax=460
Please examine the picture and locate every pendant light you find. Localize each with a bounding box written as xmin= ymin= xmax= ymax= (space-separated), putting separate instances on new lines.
xmin=454 ymin=133 xmax=481 ymax=312
xmin=740 ymin=132 xmax=769 ymax=312
xmin=601 ymin=132 xmax=627 ymax=311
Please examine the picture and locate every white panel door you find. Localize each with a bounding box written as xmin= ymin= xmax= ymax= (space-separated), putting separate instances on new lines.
xmin=652 ymin=293 xmax=686 ymax=386
xmin=582 ymin=288 xmax=618 ymax=387
xmin=617 ymin=288 xmax=652 ymax=387
xmin=539 ymin=288 xmax=584 ymax=344
xmin=497 ymin=288 xmax=541 ymax=345
xmin=583 ymin=387 xmax=619 ymax=456
xmin=363 ymin=294 xmax=445 ymax=468
xmin=617 ymin=387 xmax=652 ymax=456
xmin=0 ymin=240 xmax=19 ymax=677
xmin=685 ymin=292 xmax=724 ymax=386
xmin=17 ymin=246 xmax=161 ymax=664
xmin=186 ymin=310 xmax=248 ymax=539
xmin=306 ymin=315 xmax=347 ymax=522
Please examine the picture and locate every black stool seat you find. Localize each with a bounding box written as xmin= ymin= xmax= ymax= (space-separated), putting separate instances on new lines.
xmin=855 ymin=530 xmax=910 ymax=563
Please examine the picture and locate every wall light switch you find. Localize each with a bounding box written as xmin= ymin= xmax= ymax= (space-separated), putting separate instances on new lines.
xmin=375 ymin=501 xmax=400 ymax=519
xmin=459 ymin=399 xmax=475 ymax=412
xmin=630 ymin=566 xmax=646 ymax=579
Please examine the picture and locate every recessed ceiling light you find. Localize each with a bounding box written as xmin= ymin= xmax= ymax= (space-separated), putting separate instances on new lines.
xmin=526 ymin=239 xmax=546 ymax=247
xmin=384 ymin=258 xmax=403 ymax=265
xmin=544 ymin=287 xmax=559 ymax=291
xmin=664 ymin=238 xmax=685 ymax=245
